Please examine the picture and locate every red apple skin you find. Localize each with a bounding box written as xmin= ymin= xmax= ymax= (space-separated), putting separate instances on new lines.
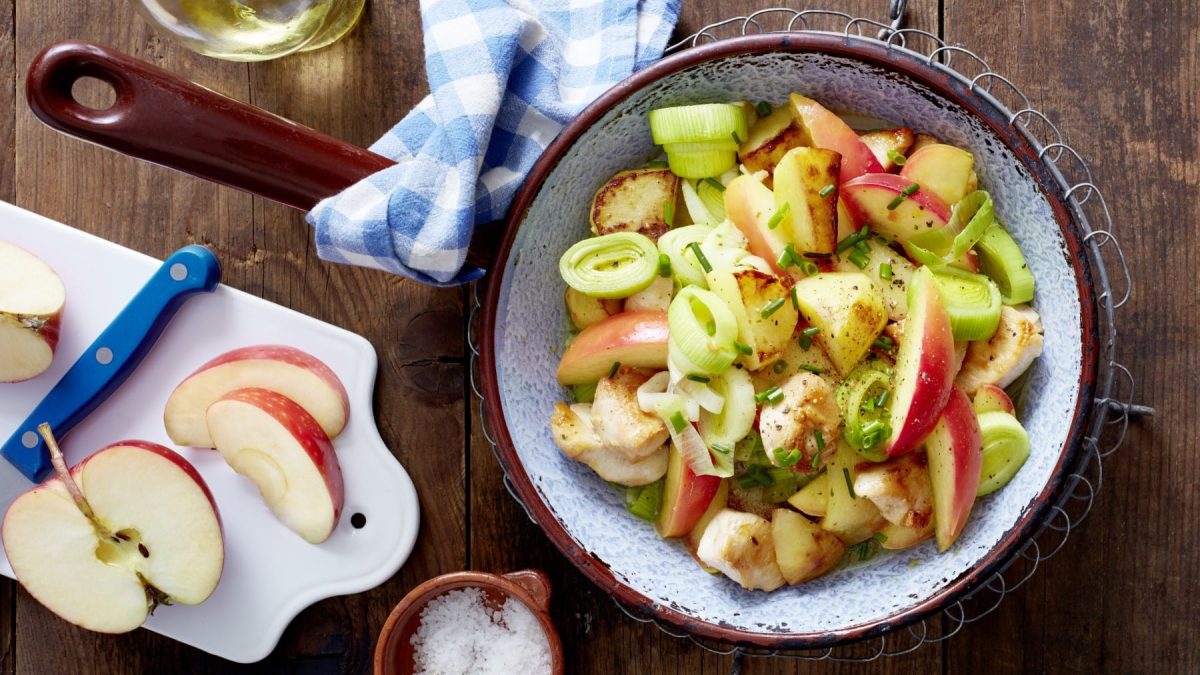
xmin=926 ymin=387 xmax=983 ymax=551
xmin=180 ymin=345 xmax=349 ymax=420
xmin=972 ymin=384 xmax=1015 ymax=415
xmin=656 ymin=444 xmax=722 ymax=538
xmin=885 ymin=268 xmax=956 ymax=457
xmin=841 ymin=173 xmax=952 ymax=243
xmin=215 ymin=388 xmax=344 ymax=521
xmin=725 ymin=174 xmax=791 ymax=274
xmin=556 ymin=311 xmax=669 ymax=385
xmin=789 ymin=94 xmax=884 ymax=182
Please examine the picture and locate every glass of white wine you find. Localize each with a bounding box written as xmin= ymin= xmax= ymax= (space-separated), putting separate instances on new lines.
xmin=134 ymin=0 xmax=366 ymax=61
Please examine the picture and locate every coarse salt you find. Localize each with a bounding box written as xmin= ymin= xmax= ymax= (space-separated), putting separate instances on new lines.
xmin=410 ymin=587 xmax=552 ymax=675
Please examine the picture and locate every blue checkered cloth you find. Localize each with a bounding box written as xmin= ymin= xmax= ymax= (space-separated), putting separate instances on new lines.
xmin=307 ymin=0 xmax=681 ymax=286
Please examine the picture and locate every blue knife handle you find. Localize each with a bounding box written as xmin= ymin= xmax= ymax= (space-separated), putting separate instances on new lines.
xmin=1 ymin=245 xmax=220 ymax=481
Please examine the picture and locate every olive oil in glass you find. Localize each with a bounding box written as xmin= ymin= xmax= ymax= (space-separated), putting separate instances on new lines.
xmin=134 ymin=0 xmax=366 ymax=61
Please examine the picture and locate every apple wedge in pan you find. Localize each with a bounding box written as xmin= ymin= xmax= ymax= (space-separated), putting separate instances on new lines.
xmin=545 ymin=92 xmax=1045 ymax=592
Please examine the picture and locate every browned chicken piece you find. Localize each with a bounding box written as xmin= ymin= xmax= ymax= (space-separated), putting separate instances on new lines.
xmin=550 ymin=402 xmax=667 ymax=486
xmin=956 ymin=305 xmax=1044 ymax=395
xmin=853 ymin=452 xmax=933 ymax=531
xmin=696 ymin=509 xmax=786 ymax=591
xmin=590 ymin=368 xmax=669 ymax=462
xmin=757 ymin=373 xmax=841 ymax=466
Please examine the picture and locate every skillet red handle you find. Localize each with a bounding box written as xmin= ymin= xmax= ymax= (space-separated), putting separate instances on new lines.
xmin=25 ymin=40 xmax=502 ymax=271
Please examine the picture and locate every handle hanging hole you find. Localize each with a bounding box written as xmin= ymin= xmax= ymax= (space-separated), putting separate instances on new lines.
xmin=70 ymin=76 xmax=117 ymax=111
xmin=350 ymin=512 xmax=366 ymax=529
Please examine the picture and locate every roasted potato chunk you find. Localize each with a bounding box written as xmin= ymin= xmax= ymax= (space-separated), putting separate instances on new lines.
xmin=737 ymin=106 xmax=807 ymax=176
xmin=860 ymin=128 xmax=915 ymax=170
xmin=589 ymin=168 xmax=680 ymax=241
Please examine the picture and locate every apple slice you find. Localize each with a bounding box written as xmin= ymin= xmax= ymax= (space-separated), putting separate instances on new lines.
xmin=787 ymin=472 xmax=828 ymax=517
xmin=900 ymin=144 xmax=975 ymax=207
xmin=164 ymin=345 xmax=349 ymax=448
xmin=0 ymin=241 xmax=65 ymax=383
xmin=657 ymin=444 xmax=723 ymax=538
xmin=2 ymin=434 xmax=223 ymax=633
xmin=973 ymin=383 xmax=1015 ymax=415
xmin=791 ymin=272 xmax=888 ymax=376
xmin=686 ymin=478 xmax=729 ymax=557
xmin=841 ymin=173 xmax=952 ymax=244
xmin=860 ymin=128 xmax=915 ymax=170
xmin=885 ymin=267 xmax=956 ymax=457
xmin=206 ymin=388 xmax=343 ymax=544
xmin=926 ymin=386 xmax=983 ymax=551
xmin=725 ymin=173 xmax=792 ymax=274
xmin=556 ymin=311 xmax=668 ymax=385
xmin=771 ymin=508 xmax=845 ymax=584
xmin=788 ymin=94 xmax=884 ymax=182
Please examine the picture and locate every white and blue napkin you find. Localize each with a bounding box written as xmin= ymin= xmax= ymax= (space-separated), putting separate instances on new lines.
xmin=307 ymin=0 xmax=681 ymax=286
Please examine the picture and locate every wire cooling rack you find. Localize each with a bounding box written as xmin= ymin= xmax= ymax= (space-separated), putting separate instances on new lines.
xmin=467 ymin=1 xmax=1151 ymax=668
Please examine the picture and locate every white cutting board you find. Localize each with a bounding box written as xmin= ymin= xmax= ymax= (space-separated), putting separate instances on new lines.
xmin=0 ymin=201 xmax=421 ymax=662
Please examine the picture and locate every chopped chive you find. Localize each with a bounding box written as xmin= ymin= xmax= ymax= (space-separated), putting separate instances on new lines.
xmin=802 ymin=326 xmax=820 ymax=337
xmin=767 ymin=201 xmax=791 ymax=230
xmin=799 ymin=334 xmax=813 ymax=350
xmin=755 ymin=101 xmax=772 ymax=117
xmin=800 ymin=260 xmax=819 ymax=276
xmin=819 ymin=183 xmax=836 ymax=198
xmin=776 ymin=246 xmax=794 ymax=270
xmin=608 ymin=361 xmax=621 ymax=378
xmin=774 ymin=447 xmax=801 ymax=467
xmin=886 ymin=194 xmax=906 ymax=210
xmin=766 ymin=388 xmax=785 ymax=405
xmin=703 ymin=177 xmax=726 ymax=192
xmin=843 ymin=467 xmax=857 ymax=499
xmin=836 ymin=227 xmax=871 ymax=254
xmin=648 ymin=160 xmax=669 ymax=169
xmin=755 ymin=386 xmax=781 ymax=405
xmin=658 ymin=253 xmax=672 ymax=277
xmin=873 ymin=336 xmax=894 ymax=351
xmin=803 ymin=251 xmax=833 ymax=259
xmin=687 ymin=242 xmax=713 ymax=273
xmin=873 ymin=532 xmax=889 ymax=544
xmin=875 ymin=390 xmax=891 ymax=408
xmin=887 ymin=149 xmax=907 ymax=166
xmin=735 ymin=341 xmax=753 ymax=355
xmin=663 ymin=200 xmax=674 ymax=226
xmin=879 ymin=262 xmax=893 ymax=280
xmin=814 ymin=429 xmax=825 ymax=452
xmin=848 ymin=249 xmax=870 ymax=269
xmin=687 ymin=374 xmax=711 ymax=383
xmin=731 ymin=131 xmax=743 ymax=145
xmin=773 ymin=359 xmax=788 ymax=374
xmin=669 ymin=411 xmax=686 ymax=434
xmin=902 ymin=183 xmax=921 ymax=196
xmin=790 ymin=286 xmax=800 ymax=311
xmin=811 ymin=448 xmax=821 ymax=469
xmin=854 ymin=239 xmax=871 ymax=254
xmin=711 ymin=443 xmax=732 ymax=455
xmin=800 ymin=363 xmax=823 ymax=374
xmin=705 ymin=319 xmax=716 ymax=335
xmin=761 ymin=296 xmax=786 ymax=319
xmin=738 ymin=475 xmax=760 ymax=489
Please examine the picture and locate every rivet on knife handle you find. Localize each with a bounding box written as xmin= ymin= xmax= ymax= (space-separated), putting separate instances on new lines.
xmin=1 ymin=245 xmax=221 ymax=481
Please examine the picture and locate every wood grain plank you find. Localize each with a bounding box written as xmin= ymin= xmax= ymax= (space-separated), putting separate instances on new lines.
xmin=466 ymin=2 xmax=946 ymax=674
xmin=942 ymin=0 xmax=1192 ymax=673
xmin=0 ymin=0 xmax=14 ymax=671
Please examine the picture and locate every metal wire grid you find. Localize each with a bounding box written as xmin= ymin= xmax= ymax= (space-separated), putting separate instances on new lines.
xmin=465 ymin=5 xmax=1150 ymax=664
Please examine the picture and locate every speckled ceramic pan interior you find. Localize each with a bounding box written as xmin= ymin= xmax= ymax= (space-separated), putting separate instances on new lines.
xmin=480 ymin=34 xmax=1097 ymax=647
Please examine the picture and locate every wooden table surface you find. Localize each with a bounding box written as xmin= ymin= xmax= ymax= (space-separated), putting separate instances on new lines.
xmin=0 ymin=0 xmax=1188 ymax=672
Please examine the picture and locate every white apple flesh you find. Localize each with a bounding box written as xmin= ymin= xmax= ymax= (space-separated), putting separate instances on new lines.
xmin=206 ymin=388 xmax=344 ymax=544
xmin=1 ymin=441 xmax=224 ymax=633
xmin=926 ymin=387 xmax=984 ymax=552
xmin=164 ymin=345 xmax=350 ymax=448
xmin=0 ymin=241 xmax=65 ymax=383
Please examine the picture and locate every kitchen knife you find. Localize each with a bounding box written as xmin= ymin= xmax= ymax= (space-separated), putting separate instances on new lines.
xmin=0 ymin=245 xmax=220 ymax=483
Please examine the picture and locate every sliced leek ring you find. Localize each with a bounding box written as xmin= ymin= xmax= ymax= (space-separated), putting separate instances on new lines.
xmin=929 ymin=266 xmax=1003 ymax=341
xmin=658 ymin=225 xmax=713 ymax=288
xmin=667 ymin=147 xmax=737 ymax=179
xmin=976 ymin=410 xmax=1030 ymax=496
xmin=559 ymin=232 xmax=659 ymax=298
xmin=648 ymin=103 xmax=749 ymax=145
xmin=698 ymin=366 xmax=756 ymax=448
xmin=667 ymin=286 xmax=738 ymax=374
xmin=975 ymin=225 xmax=1035 ymax=305
xmin=695 ymin=177 xmax=727 ymax=223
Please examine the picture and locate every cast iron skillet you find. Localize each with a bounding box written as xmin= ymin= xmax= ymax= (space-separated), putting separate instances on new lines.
xmin=26 ymin=38 xmax=1098 ymax=649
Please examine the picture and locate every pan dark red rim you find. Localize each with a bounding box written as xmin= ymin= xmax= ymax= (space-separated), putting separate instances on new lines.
xmin=479 ymin=32 xmax=1100 ymax=649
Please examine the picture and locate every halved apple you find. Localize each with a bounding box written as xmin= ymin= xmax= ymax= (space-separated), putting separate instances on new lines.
xmin=791 ymin=272 xmax=888 ymax=376
xmin=705 ymin=267 xmax=798 ymax=371
xmin=656 ymin=444 xmax=723 ymax=538
xmin=884 ymin=267 xmax=956 ymax=457
xmin=788 ymin=94 xmax=884 ymax=182
xmin=556 ymin=311 xmax=668 ymax=385
xmin=3 ymin=439 xmax=224 ymax=633
xmin=738 ymin=105 xmax=806 ymax=175
xmin=900 ymin=144 xmax=975 ymax=207
xmin=207 ymin=388 xmax=343 ymax=544
xmin=773 ymin=147 xmax=840 ymax=254
xmin=771 ymin=508 xmax=845 ymax=584
xmin=841 ymin=173 xmax=952 ymax=244
xmin=926 ymin=386 xmax=983 ymax=551
xmin=725 ymin=173 xmax=792 ymax=274
xmin=973 ymin=383 xmax=1016 ymax=415
xmin=0 ymin=241 xmax=66 ymax=383
xmin=164 ymin=345 xmax=349 ymax=448
xmin=859 ymin=128 xmax=915 ymax=170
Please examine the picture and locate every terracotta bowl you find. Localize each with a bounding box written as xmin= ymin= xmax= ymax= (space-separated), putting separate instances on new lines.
xmin=374 ymin=570 xmax=564 ymax=675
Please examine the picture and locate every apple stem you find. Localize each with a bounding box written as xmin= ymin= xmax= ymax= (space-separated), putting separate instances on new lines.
xmin=36 ymin=424 xmax=112 ymax=539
